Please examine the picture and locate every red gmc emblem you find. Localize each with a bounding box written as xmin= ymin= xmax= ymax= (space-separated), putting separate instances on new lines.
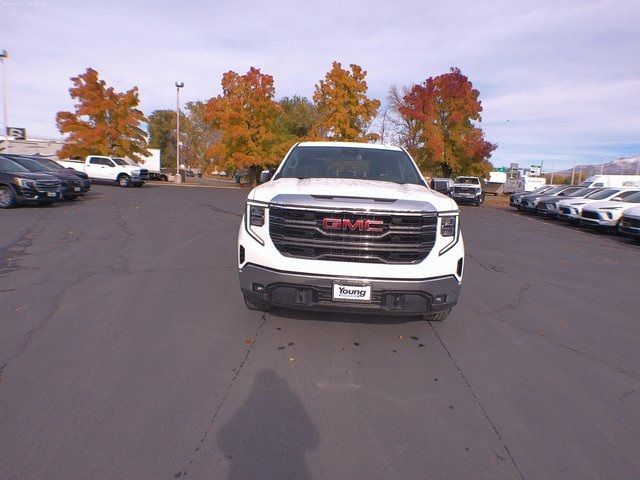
xmin=322 ymin=218 xmax=384 ymax=232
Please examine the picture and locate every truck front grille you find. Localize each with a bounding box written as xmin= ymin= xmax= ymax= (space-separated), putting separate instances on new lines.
xmin=269 ymin=207 xmax=437 ymax=264
xmin=453 ymin=187 xmax=476 ymax=194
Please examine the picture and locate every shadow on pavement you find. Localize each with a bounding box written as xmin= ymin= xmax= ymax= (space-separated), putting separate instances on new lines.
xmin=217 ymin=369 xmax=319 ymax=480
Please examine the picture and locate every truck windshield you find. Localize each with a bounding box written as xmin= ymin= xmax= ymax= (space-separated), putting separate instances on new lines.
xmin=112 ymin=158 xmax=129 ymax=166
xmin=275 ymin=146 xmax=424 ymax=185
xmin=454 ymin=177 xmax=480 ymax=184
xmin=0 ymin=157 xmax=30 ymax=173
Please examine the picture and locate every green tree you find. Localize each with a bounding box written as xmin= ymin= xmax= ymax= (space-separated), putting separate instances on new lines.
xmin=311 ymin=62 xmax=380 ymax=142
xmin=276 ymin=96 xmax=317 ymax=139
xmin=148 ymin=109 xmax=184 ymax=168
xmin=56 ymin=68 xmax=149 ymax=161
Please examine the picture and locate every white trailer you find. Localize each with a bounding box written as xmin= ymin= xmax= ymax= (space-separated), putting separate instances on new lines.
xmin=580 ymin=175 xmax=640 ymax=188
xmin=132 ymin=148 xmax=161 ymax=173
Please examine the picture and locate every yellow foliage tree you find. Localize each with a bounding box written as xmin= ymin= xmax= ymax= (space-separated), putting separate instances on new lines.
xmin=56 ymin=68 xmax=149 ymax=161
xmin=204 ymin=67 xmax=282 ymax=184
xmin=311 ymin=62 xmax=380 ymax=142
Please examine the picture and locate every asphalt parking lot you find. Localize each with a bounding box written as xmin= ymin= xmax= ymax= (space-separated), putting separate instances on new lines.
xmin=1 ymin=184 xmax=639 ymax=480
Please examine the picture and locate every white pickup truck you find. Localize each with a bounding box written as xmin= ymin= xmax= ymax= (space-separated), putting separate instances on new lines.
xmin=238 ymin=141 xmax=464 ymax=321
xmin=57 ymin=155 xmax=149 ymax=187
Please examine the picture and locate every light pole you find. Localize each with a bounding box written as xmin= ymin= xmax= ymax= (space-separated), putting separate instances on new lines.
xmin=0 ymin=50 xmax=8 ymax=153
xmin=175 ymin=81 xmax=184 ymax=183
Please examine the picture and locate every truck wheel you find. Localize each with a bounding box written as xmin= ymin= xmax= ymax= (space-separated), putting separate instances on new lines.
xmin=0 ymin=185 xmax=16 ymax=209
xmin=243 ymin=293 xmax=271 ymax=312
xmin=118 ymin=174 xmax=132 ymax=187
xmin=160 ymin=175 xmax=168 ymax=181
xmin=423 ymin=310 xmax=450 ymax=322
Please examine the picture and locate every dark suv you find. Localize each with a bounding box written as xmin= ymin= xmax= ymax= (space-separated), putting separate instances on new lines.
xmin=0 ymin=156 xmax=62 ymax=208
xmin=29 ymin=156 xmax=92 ymax=193
xmin=2 ymin=154 xmax=86 ymax=200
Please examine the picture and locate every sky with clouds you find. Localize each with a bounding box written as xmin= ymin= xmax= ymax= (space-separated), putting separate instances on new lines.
xmin=2 ymin=0 xmax=639 ymax=168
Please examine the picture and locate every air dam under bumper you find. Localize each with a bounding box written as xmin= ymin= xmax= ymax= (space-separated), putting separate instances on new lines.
xmin=239 ymin=263 xmax=461 ymax=316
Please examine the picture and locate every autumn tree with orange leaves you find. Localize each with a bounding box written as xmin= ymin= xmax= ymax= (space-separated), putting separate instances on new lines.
xmin=312 ymin=62 xmax=380 ymax=142
xmin=56 ymin=68 xmax=149 ymax=161
xmin=397 ymin=68 xmax=495 ymax=177
xmin=204 ymin=67 xmax=283 ymax=185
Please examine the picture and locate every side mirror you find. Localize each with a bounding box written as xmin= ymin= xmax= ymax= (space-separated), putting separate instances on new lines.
xmin=259 ymin=170 xmax=272 ymax=184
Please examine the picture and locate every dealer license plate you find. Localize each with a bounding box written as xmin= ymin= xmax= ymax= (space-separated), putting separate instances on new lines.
xmin=74 ymin=187 xmax=81 ymax=192
xmin=332 ymin=283 xmax=372 ymax=303
xmin=47 ymin=192 xmax=57 ymax=197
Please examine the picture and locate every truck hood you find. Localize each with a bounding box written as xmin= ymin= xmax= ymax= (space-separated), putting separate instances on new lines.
xmin=249 ymin=178 xmax=457 ymax=212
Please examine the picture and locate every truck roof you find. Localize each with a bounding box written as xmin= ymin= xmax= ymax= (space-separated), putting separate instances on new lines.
xmin=296 ymin=141 xmax=403 ymax=151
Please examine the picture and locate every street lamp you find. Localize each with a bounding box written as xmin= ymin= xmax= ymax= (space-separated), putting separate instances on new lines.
xmin=0 ymin=49 xmax=8 ymax=153
xmin=175 ymin=81 xmax=184 ymax=184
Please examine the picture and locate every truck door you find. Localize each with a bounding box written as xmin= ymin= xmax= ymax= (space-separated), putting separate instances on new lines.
xmin=85 ymin=157 xmax=110 ymax=180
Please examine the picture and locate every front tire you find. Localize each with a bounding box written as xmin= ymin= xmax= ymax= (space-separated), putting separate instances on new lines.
xmin=423 ymin=310 xmax=450 ymax=322
xmin=0 ymin=185 xmax=16 ymax=209
xmin=243 ymin=293 xmax=271 ymax=312
xmin=118 ymin=174 xmax=132 ymax=188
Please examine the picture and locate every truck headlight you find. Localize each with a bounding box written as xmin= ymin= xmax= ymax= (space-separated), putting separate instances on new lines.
xmin=441 ymin=216 xmax=457 ymax=237
xmin=439 ymin=213 xmax=460 ymax=255
xmin=245 ymin=202 xmax=267 ymax=245
xmin=132 ymin=169 xmax=140 ymax=175
xmin=250 ymin=205 xmax=265 ymax=226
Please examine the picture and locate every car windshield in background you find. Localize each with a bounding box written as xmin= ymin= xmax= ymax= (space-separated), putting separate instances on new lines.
xmin=276 ymin=146 xmax=423 ymax=185
xmin=613 ymin=191 xmax=640 ymax=202
xmin=454 ymin=177 xmax=479 ymax=184
xmin=625 ymin=192 xmax=640 ymax=203
xmin=587 ymin=189 xmax=618 ymax=199
xmin=566 ymin=187 xmax=592 ymax=197
xmin=0 ymin=157 xmax=30 ymax=173
xmin=542 ymin=186 xmax=567 ymax=195
xmin=38 ymin=158 xmax=65 ymax=170
xmin=12 ymin=158 xmax=50 ymax=172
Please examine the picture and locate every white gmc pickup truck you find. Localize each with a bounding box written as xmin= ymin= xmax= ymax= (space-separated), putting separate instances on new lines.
xmin=57 ymin=155 xmax=149 ymax=187
xmin=238 ymin=142 xmax=464 ymax=321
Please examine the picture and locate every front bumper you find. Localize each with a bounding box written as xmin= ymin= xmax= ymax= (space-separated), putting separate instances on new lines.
xmin=14 ymin=185 xmax=60 ymax=203
xmin=537 ymin=203 xmax=558 ymax=216
xmin=239 ymin=263 xmax=462 ymax=316
xmin=619 ymin=218 xmax=640 ymax=238
xmin=452 ymin=192 xmax=481 ymax=203
xmin=580 ymin=217 xmax=617 ymax=228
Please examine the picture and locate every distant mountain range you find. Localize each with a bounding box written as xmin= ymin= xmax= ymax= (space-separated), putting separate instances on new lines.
xmin=554 ymin=155 xmax=640 ymax=176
